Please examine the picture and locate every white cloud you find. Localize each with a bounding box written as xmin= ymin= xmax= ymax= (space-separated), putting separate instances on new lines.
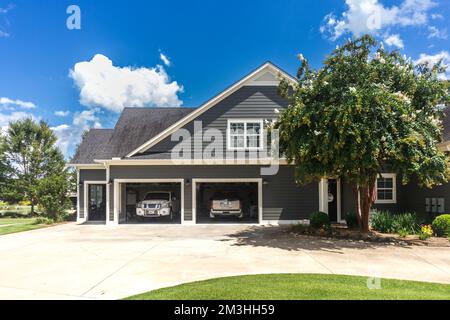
xmin=428 ymin=26 xmax=448 ymax=39
xmin=0 ymin=97 xmax=36 ymax=109
xmin=431 ymin=13 xmax=443 ymax=20
xmin=414 ymin=51 xmax=450 ymax=79
xmin=384 ymin=33 xmax=404 ymax=48
xmin=160 ymin=52 xmax=171 ymax=67
xmin=321 ymin=0 xmax=438 ymax=40
xmin=54 ymin=110 xmax=70 ymax=117
xmin=69 ymin=54 xmax=183 ymax=112
xmin=0 ymin=111 xmax=37 ymax=132
xmin=0 ymin=30 xmax=9 ymax=38
xmin=51 ymin=108 xmax=102 ymax=156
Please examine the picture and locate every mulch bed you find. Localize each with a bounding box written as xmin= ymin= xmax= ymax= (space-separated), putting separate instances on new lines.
xmin=290 ymin=224 xmax=450 ymax=247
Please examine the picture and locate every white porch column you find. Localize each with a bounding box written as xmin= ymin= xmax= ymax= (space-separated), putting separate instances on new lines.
xmin=318 ymin=178 xmax=329 ymax=213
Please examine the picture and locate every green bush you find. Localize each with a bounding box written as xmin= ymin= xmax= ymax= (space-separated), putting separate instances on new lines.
xmin=34 ymin=217 xmax=54 ymax=225
xmin=370 ymin=210 xmax=419 ymax=234
xmin=344 ymin=212 xmax=358 ymax=229
xmin=432 ymin=214 xmax=450 ymax=237
xmin=36 ymin=174 xmax=71 ymax=220
xmin=398 ymin=229 xmax=409 ymax=238
xmin=309 ymin=211 xmax=330 ymax=229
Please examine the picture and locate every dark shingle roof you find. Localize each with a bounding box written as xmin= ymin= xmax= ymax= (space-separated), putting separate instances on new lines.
xmin=106 ymin=107 xmax=195 ymax=157
xmin=70 ymin=129 xmax=114 ymax=164
xmin=70 ymin=107 xmax=195 ymax=164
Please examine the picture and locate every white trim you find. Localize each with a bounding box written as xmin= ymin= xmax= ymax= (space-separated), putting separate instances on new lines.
xmin=81 ymin=181 xmax=107 ymax=223
xmin=227 ymin=119 xmax=264 ymax=151
xmin=319 ymin=178 xmax=343 ymax=223
xmin=337 ymin=179 xmax=343 ymax=223
xmin=69 ymin=164 xmax=104 ymax=169
xmin=113 ymin=179 xmax=185 ymax=225
xmin=76 ymin=169 xmax=80 ymax=221
xmin=192 ymin=178 xmax=263 ymax=225
xmin=94 ymin=159 xmax=290 ymax=166
xmin=126 ymin=62 xmax=296 ymax=157
xmin=374 ymin=173 xmax=397 ymax=204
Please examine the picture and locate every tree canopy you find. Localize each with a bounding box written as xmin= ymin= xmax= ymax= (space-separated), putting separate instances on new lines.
xmin=277 ymin=35 xmax=450 ymax=232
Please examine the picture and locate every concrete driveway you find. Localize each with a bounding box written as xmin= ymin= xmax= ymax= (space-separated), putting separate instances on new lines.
xmin=0 ymin=223 xmax=449 ymax=300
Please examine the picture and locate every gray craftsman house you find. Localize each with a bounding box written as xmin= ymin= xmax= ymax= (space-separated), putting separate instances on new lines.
xmin=70 ymin=62 xmax=450 ymax=225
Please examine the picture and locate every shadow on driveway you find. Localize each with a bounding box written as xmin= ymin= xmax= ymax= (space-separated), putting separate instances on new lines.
xmin=221 ymin=226 xmax=413 ymax=253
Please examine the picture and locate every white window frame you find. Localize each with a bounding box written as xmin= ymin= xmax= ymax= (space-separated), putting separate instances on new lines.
xmin=227 ymin=119 xmax=264 ymax=151
xmin=375 ymin=173 xmax=397 ymax=204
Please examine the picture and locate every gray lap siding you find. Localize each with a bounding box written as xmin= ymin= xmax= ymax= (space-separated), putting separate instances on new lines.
xmin=78 ymin=169 xmax=107 ymax=219
xmin=108 ymin=165 xmax=318 ymax=221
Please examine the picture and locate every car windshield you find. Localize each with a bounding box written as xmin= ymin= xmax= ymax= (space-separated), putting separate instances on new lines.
xmin=144 ymin=193 xmax=170 ymax=201
xmin=212 ymin=193 xmax=239 ymax=199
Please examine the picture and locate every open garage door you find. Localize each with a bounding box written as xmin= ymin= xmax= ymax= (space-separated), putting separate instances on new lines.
xmin=120 ymin=182 xmax=182 ymax=224
xmin=194 ymin=180 xmax=261 ymax=224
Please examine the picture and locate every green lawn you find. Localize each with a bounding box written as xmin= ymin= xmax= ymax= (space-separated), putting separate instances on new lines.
xmin=0 ymin=218 xmax=48 ymax=235
xmin=126 ymin=274 xmax=450 ymax=300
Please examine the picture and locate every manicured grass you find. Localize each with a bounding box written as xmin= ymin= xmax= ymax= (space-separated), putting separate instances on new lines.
xmin=0 ymin=218 xmax=48 ymax=235
xmin=126 ymin=274 xmax=450 ymax=300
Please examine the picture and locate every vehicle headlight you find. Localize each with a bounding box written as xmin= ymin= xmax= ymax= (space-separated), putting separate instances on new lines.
xmin=160 ymin=202 xmax=169 ymax=208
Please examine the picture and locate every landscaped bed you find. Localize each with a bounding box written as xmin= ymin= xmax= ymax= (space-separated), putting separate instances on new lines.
xmin=126 ymin=274 xmax=450 ymax=300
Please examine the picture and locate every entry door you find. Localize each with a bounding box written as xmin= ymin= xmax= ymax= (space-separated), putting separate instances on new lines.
xmin=88 ymin=184 xmax=106 ymax=221
xmin=327 ymin=179 xmax=338 ymax=222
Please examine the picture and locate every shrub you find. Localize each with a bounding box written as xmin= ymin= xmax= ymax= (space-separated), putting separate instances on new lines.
xmin=290 ymin=223 xmax=310 ymax=234
xmin=370 ymin=210 xmax=419 ymax=234
xmin=36 ymin=174 xmax=71 ymax=220
xmin=0 ymin=201 xmax=8 ymax=207
xmin=34 ymin=217 xmax=54 ymax=225
xmin=432 ymin=214 xmax=450 ymax=237
xmin=392 ymin=212 xmax=420 ymax=234
xmin=398 ymin=229 xmax=409 ymax=238
xmin=309 ymin=211 xmax=330 ymax=230
xmin=344 ymin=212 xmax=358 ymax=229
xmin=419 ymin=225 xmax=433 ymax=240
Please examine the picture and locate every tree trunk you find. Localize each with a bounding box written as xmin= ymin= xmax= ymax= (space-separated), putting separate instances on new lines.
xmin=30 ymin=202 xmax=34 ymax=215
xmin=354 ymin=177 xmax=377 ymax=233
xmin=351 ymin=184 xmax=362 ymax=229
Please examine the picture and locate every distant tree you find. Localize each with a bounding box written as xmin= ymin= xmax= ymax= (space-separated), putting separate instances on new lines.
xmin=3 ymin=118 xmax=67 ymax=214
xmin=277 ymin=35 xmax=450 ymax=233
xmin=0 ymin=134 xmax=11 ymax=200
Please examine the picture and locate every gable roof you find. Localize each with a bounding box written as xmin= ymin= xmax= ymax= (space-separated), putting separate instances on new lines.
xmin=69 ymin=107 xmax=195 ymax=164
xmin=106 ymin=107 xmax=195 ymax=158
xmin=125 ymin=61 xmax=297 ymax=157
xmin=70 ymin=129 xmax=114 ymax=164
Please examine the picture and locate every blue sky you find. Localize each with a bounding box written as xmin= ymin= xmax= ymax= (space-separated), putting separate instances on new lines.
xmin=0 ymin=0 xmax=449 ymax=157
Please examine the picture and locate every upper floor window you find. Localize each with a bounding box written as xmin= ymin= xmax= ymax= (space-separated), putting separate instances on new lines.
xmin=227 ymin=119 xmax=263 ymax=150
xmin=375 ymin=173 xmax=397 ymax=204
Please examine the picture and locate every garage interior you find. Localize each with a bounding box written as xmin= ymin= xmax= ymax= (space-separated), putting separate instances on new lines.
xmin=196 ymin=182 xmax=259 ymax=224
xmin=120 ymin=182 xmax=182 ymax=224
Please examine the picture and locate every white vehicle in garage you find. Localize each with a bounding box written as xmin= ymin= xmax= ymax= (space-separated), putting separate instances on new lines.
xmin=136 ymin=192 xmax=176 ymax=220
xmin=209 ymin=192 xmax=244 ymax=219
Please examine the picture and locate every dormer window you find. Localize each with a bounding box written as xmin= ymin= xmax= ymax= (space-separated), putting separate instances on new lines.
xmin=227 ymin=119 xmax=264 ymax=150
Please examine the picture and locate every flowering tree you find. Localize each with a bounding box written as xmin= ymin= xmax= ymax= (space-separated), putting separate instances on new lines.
xmin=277 ymin=35 xmax=450 ymax=232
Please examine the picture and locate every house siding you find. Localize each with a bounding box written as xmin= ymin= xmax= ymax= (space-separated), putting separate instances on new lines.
xmin=78 ymin=169 xmax=106 ymax=219
xmin=107 ymin=165 xmax=318 ymax=221
xmin=143 ymin=86 xmax=288 ymax=157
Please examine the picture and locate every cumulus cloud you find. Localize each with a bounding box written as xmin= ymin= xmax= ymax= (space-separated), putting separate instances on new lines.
xmin=0 ymin=111 xmax=37 ymax=132
xmin=54 ymin=110 xmax=70 ymax=117
xmin=51 ymin=109 xmax=102 ymax=156
xmin=414 ymin=51 xmax=450 ymax=79
xmin=69 ymin=54 xmax=183 ymax=112
xmin=160 ymin=52 xmax=171 ymax=67
xmin=0 ymin=4 xmax=14 ymax=37
xmin=321 ymin=0 xmax=438 ymax=40
xmin=428 ymin=26 xmax=448 ymax=39
xmin=0 ymin=97 xmax=36 ymax=109
xmin=383 ymin=33 xmax=404 ymax=48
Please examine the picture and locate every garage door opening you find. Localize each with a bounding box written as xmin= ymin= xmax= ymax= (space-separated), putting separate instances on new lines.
xmin=120 ymin=182 xmax=182 ymax=224
xmin=195 ymin=182 xmax=260 ymax=224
